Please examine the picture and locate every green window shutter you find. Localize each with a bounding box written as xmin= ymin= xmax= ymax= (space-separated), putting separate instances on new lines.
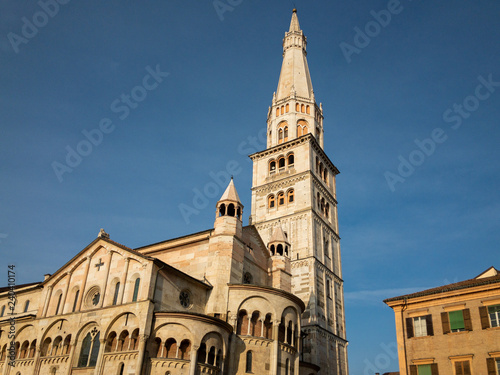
xmin=463 ymin=309 xmax=473 ymax=331
xmin=441 ymin=312 xmax=450 ymax=334
xmin=426 ymin=315 xmax=434 ymax=336
xmin=410 ymin=365 xmax=418 ymax=375
xmin=406 ymin=317 xmax=414 ymax=338
xmin=486 ymin=358 xmax=496 ymax=375
xmin=449 ymin=310 xmax=465 ymax=331
xmin=479 ymin=306 xmax=490 ymax=329
xmin=431 ymin=363 xmax=439 ymax=375
xmin=418 ymin=364 xmax=432 ymax=375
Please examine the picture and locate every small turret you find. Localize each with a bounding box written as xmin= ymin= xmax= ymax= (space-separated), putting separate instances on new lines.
xmin=214 ymin=178 xmax=243 ymax=236
xmin=268 ymin=225 xmax=291 ymax=292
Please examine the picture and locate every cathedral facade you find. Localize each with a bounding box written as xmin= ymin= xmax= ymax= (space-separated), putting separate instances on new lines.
xmin=0 ymin=10 xmax=348 ymax=375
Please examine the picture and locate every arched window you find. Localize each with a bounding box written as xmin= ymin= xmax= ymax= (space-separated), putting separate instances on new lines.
xmin=118 ymin=363 xmax=125 ymax=375
xmin=270 ymin=244 xmax=275 ymax=256
xmin=72 ymin=290 xmax=79 ymax=312
xmin=278 ymin=128 xmax=284 ymax=144
xmin=50 ymin=368 xmax=56 ymax=375
xmin=179 ymin=340 xmax=191 ymax=360
xmin=280 ymin=106 xmax=284 ymax=115
xmin=24 ymin=300 xmax=30 ymax=312
xmin=250 ymin=311 xmax=260 ymax=336
xmin=268 ymin=195 xmax=275 ymax=209
xmin=324 ymin=238 xmax=329 ymax=257
xmin=246 ymin=351 xmax=253 ymax=373
xmin=165 ymin=338 xmax=177 ymax=358
xmin=276 ymin=107 xmax=280 ymax=117
xmin=77 ymin=330 xmax=100 ymax=367
xmin=285 ymin=104 xmax=289 ymax=112
xmin=278 ymin=192 xmax=285 ymax=206
xmin=130 ymin=329 xmax=139 ymax=351
xmin=63 ymin=335 xmax=71 ymax=355
xmin=278 ymin=157 xmax=285 ymax=169
xmin=118 ymin=330 xmax=130 ymax=352
xmin=55 ymin=293 xmax=62 ymax=315
xmin=264 ymin=314 xmax=273 ymax=339
xmin=269 ymin=160 xmax=276 ymax=173
xmin=41 ymin=337 xmax=51 ymax=357
xmin=105 ymin=332 xmax=117 ymax=352
xmin=113 ymin=282 xmax=120 ymax=306
xmin=287 ymin=189 xmax=294 ymax=203
xmin=53 ymin=336 xmax=63 ymax=356
xmin=283 ymin=126 xmax=288 ymax=142
xmin=207 ymin=346 xmax=216 ymax=365
xmin=278 ymin=318 xmax=286 ymax=342
xmin=297 ymin=120 xmax=308 ymax=137
xmin=306 ymin=105 xmax=310 ymax=114
xmin=132 ymin=278 xmax=140 ymax=302
xmin=296 ymin=103 xmax=300 ymax=112
xmin=237 ymin=310 xmax=249 ymax=335
xmin=219 ymin=203 xmax=226 ymax=217
xmin=277 ymin=244 xmax=284 ymax=256
xmin=287 ymin=153 xmax=294 ymax=166
xmin=323 ymin=168 xmax=328 ymax=184
xmin=325 ymin=203 xmax=330 ymax=218
xmin=227 ymin=203 xmax=235 ymax=217
xmin=20 ymin=341 xmax=29 ymax=359
xmin=321 ymin=198 xmax=326 ymax=214
xmin=317 ymin=193 xmax=321 ymax=210
xmin=285 ymin=358 xmax=290 ymax=375
xmin=29 ymin=339 xmax=37 ymax=357
xmin=287 ymin=321 xmax=293 ymax=344
xmin=301 ymin=104 xmax=305 ymax=113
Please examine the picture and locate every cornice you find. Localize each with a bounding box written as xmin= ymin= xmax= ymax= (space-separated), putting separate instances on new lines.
xmin=252 ymin=172 xmax=308 ymax=194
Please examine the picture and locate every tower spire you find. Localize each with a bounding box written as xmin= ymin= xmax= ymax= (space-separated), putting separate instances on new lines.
xmin=289 ymin=8 xmax=300 ymax=32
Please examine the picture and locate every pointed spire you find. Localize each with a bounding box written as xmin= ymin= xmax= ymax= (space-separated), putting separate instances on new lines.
xmin=269 ymin=225 xmax=290 ymax=245
xmin=275 ymin=10 xmax=313 ymax=101
xmin=289 ymin=9 xmax=301 ymax=32
xmin=219 ymin=177 xmax=241 ymax=204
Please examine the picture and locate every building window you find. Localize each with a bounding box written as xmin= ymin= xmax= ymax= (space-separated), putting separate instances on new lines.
xmin=72 ymin=290 xmax=79 ymax=312
xmin=441 ymin=309 xmax=472 ymax=334
xmin=278 ymin=157 xmax=286 ymax=169
xmin=268 ymin=195 xmax=275 ymax=208
xmin=285 ymin=358 xmax=290 ymax=375
xmin=269 ymin=160 xmax=276 ymax=173
xmin=287 ymin=189 xmax=294 ymax=203
xmin=488 ymin=304 xmax=500 ymax=327
xmin=243 ymin=272 xmax=252 ymax=285
xmin=179 ymin=290 xmax=192 ymax=308
xmin=278 ymin=128 xmax=284 ymax=144
xmin=78 ymin=329 xmax=100 ymax=367
xmin=409 ymin=364 xmax=439 ymax=375
xmin=132 ymin=278 xmax=140 ymax=302
xmin=407 ymin=315 xmax=433 ymax=338
xmin=278 ymin=192 xmax=285 ymax=206
xmin=246 ymin=351 xmax=253 ymax=373
xmin=287 ymin=153 xmax=294 ymax=166
xmin=454 ymin=360 xmax=471 ymax=375
xmin=113 ymin=282 xmax=120 ymax=306
xmin=56 ymin=293 xmax=62 ymax=315
xmin=283 ymin=126 xmax=288 ymax=142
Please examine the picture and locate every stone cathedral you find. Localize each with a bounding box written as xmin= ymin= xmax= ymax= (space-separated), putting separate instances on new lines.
xmin=0 ymin=10 xmax=348 ymax=375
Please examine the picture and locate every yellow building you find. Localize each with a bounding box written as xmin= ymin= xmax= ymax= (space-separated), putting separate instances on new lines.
xmin=384 ymin=267 xmax=500 ymax=375
xmin=0 ymin=10 xmax=348 ymax=375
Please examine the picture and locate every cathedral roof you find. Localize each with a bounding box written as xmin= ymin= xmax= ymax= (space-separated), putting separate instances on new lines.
xmin=269 ymin=225 xmax=290 ymax=245
xmin=219 ymin=178 xmax=241 ymax=204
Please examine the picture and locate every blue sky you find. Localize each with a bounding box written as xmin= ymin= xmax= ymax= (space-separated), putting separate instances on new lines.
xmin=1 ymin=1 xmax=499 ymax=374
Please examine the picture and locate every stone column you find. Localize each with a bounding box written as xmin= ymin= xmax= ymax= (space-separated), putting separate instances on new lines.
xmin=99 ymin=250 xmax=113 ymax=308
xmin=118 ymin=258 xmax=130 ymax=304
xmin=61 ymin=271 xmax=72 ymax=314
xmin=64 ymin=340 xmax=77 ymax=375
xmin=94 ymin=338 xmax=107 ymax=375
xmin=134 ymin=334 xmax=149 ymax=375
xmin=31 ymin=345 xmax=41 ymax=375
xmin=42 ymin=286 xmax=53 ymax=318
xmin=76 ymin=256 xmax=92 ymax=311
xmin=271 ymin=320 xmax=280 ymax=375
xmin=189 ymin=345 xmax=199 ymax=375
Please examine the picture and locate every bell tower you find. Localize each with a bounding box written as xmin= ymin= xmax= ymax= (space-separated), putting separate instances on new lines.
xmin=250 ymin=9 xmax=349 ymax=375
